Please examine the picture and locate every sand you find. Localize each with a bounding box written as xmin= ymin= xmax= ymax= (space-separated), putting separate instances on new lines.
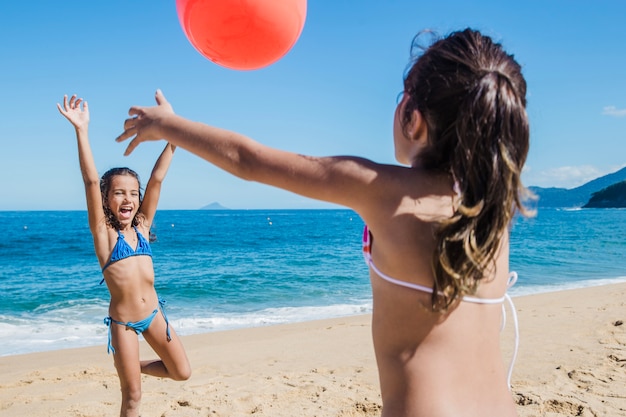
xmin=1 ymin=283 xmax=625 ymax=417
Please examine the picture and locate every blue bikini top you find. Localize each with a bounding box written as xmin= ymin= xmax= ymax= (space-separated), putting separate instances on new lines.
xmin=100 ymin=227 xmax=152 ymax=282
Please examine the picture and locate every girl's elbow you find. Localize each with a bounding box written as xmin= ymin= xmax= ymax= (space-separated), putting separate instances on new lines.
xmin=225 ymin=150 xmax=257 ymax=181
xmin=83 ymin=177 xmax=100 ymax=188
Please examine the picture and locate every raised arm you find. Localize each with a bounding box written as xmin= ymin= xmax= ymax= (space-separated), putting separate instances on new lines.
xmin=138 ymin=142 xmax=176 ymax=225
xmin=57 ymin=95 xmax=106 ymax=236
xmin=116 ymin=90 xmax=381 ymax=211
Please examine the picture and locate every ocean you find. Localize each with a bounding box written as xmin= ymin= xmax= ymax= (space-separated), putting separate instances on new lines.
xmin=1 ymin=208 xmax=625 ymax=357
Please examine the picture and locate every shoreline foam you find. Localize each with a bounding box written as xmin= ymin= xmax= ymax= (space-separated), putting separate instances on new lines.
xmin=4 ymin=277 xmax=626 ymax=358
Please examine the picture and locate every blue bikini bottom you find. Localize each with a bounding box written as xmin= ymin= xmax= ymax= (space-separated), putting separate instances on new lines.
xmin=104 ymin=298 xmax=171 ymax=354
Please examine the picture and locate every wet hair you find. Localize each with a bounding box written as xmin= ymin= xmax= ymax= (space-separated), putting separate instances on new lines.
xmin=100 ymin=167 xmax=144 ymax=231
xmin=401 ymin=28 xmax=534 ymax=311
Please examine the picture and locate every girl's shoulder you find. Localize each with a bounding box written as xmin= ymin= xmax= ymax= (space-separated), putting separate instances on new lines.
xmin=359 ymin=167 xmax=454 ymax=225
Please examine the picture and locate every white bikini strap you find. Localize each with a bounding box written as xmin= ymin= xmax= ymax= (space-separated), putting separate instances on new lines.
xmin=365 ymin=249 xmax=516 ymax=306
xmin=365 ymin=255 xmax=437 ymax=295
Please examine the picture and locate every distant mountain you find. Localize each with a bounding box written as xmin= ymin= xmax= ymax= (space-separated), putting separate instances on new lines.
xmin=529 ymin=166 xmax=626 ymax=208
xmin=583 ymin=181 xmax=626 ymax=208
xmin=200 ymin=202 xmax=230 ymax=210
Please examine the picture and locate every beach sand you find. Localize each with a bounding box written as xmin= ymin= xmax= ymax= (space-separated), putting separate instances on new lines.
xmin=1 ymin=283 xmax=625 ymax=417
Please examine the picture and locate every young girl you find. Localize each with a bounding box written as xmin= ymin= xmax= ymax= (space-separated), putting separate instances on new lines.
xmin=57 ymin=94 xmax=191 ymax=417
xmin=117 ymin=28 xmax=530 ymax=416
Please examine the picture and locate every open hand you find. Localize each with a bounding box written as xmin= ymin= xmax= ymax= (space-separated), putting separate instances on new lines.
xmin=57 ymin=94 xmax=90 ymax=130
xmin=116 ymin=89 xmax=174 ymax=156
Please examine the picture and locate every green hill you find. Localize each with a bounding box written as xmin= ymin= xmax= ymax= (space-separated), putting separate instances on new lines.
xmin=583 ymin=181 xmax=626 ymax=208
xmin=529 ymin=166 xmax=626 ymax=208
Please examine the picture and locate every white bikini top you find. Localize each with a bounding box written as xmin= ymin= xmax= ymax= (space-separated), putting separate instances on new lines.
xmin=362 ymin=225 xmax=519 ymax=389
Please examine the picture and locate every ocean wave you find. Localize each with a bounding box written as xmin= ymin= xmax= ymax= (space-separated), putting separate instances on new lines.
xmin=0 ymin=302 xmax=373 ymax=357
xmin=4 ymin=275 xmax=626 ymax=357
xmin=509 ymin=276 xmax=626 ymax=297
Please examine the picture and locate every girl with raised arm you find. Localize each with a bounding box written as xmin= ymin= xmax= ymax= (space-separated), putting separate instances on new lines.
xmin=58 ymin=94 xmax=191 ymax=417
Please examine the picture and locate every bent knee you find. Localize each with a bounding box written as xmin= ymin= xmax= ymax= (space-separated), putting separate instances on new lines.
xmin=173 ymin=365 xmax=191 ymax=381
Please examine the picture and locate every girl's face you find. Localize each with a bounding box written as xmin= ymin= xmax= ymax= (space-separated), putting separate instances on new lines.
xmin=106 ymin=174 xmax=141 ymax=226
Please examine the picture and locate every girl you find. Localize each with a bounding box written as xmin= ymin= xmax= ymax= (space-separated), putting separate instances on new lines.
xmin=117 ymin=28 xmax=531 ymax=416
xmin=58 ymin=94 xmax=191 ymax=417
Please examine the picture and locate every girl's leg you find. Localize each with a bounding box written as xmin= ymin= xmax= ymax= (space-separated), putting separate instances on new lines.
xmin=141 ymin=311 xmax=191 ymax=381
xmin=110 ymin=325 xmax=143 ymax=417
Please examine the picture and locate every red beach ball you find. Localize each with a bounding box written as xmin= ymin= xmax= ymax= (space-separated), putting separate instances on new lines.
xmin=176 ymin=0 xmax=307 ymax=70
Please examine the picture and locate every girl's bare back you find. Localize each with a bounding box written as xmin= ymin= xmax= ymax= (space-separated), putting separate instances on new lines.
xmin=363 ymin=169 xmax=517 ymax=417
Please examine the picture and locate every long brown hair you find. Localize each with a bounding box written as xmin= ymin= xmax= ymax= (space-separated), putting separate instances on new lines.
xmin=402 ymin=29 xmax=534 ymax=311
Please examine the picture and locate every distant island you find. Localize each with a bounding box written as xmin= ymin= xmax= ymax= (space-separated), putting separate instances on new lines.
xmin=200 ymin=202 xmax=230 ymax=210
xmin=529 ymin=166 xmax=626 ymax=208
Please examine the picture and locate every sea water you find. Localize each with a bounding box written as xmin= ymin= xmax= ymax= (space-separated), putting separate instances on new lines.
xmin=1 ymin=208 xmax=625 ymax=356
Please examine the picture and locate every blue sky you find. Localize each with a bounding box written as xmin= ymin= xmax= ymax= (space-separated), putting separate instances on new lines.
xmin=1 ymin=0 xmax=624 ymax=210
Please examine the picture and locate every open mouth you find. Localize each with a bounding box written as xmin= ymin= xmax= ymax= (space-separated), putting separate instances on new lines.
xmin=119 ymin=206 xmax=133 ymax=220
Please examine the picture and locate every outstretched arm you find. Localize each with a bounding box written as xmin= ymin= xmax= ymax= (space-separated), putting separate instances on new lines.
xmin=116 ymin=90 xmax=380 ymax=210
xmin=139 ymin=142 xmax=176 ymax=225
xmin=57 ymin=95 xmax=106 ymax=236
